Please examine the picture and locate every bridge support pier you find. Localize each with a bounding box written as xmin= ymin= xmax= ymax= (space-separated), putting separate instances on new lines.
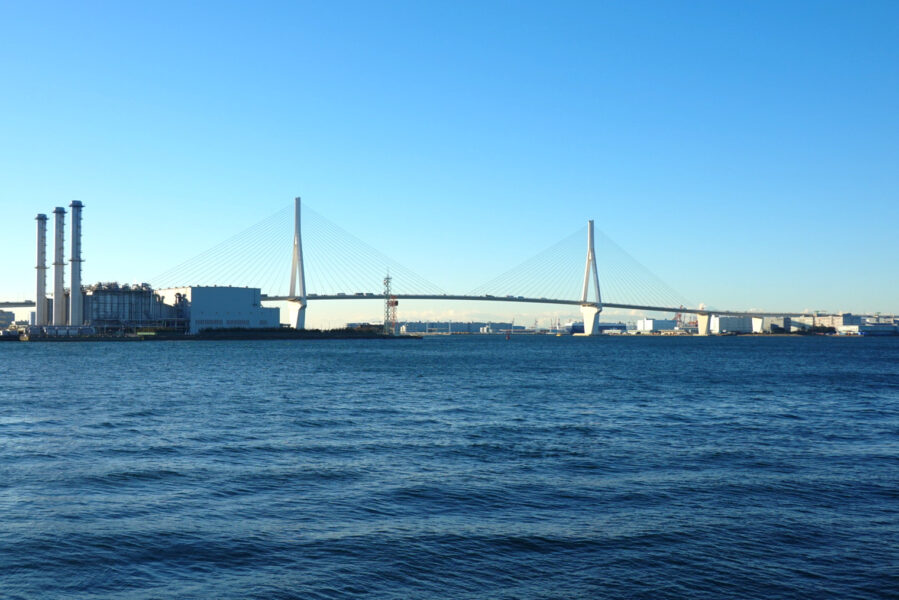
xmin=577 ymin=219 xmax=603 ymax=336
xmin=696 ymin=313 xmax=711 ymax=336
xmin=288 ymin=300 xmax=307 ymax=330
xmin=580 ymin=304 xmax=601 ymax=336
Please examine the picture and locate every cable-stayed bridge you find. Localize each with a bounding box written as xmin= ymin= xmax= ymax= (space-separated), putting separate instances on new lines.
xmin=147 ymin=198 xmax=809 ymax=335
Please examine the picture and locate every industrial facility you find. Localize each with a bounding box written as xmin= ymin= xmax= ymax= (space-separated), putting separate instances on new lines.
xmin=82 ymin=282 xmax=183 ymax=330
xmin=155 ymin=287 xmax=279 ymax=334
xmin=636 ymin=318 xmax=678 ymax=333
xmin=27 ymin=203 xmax=282 ymax=337
xmin=11 ymin=199 xmax=897 ymax=338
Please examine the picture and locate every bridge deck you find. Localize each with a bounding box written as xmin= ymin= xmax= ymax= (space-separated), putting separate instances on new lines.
xmin=2 ymin=295 xmax=810 ymax=318
xmin=0 ymin=301 xmax=35 ymax=308
xmin=263 ymin=294 xmax=810 ymax=318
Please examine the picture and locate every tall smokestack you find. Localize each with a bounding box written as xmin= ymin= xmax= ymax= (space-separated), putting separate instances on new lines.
xmin=69 ymin=201 xmax=83 ymax=326
xmin=52 ymin=206 xmax=66 ymax=325
xmin=35 ymin=214 xmax=48 ymax=326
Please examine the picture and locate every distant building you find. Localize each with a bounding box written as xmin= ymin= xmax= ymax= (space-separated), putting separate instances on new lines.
xmin=837 ymin=322 xmax=898 ymax=336
xmin=711 ymin=316 xmax=753 ymax=334
xmin=156 ymin=286 xmax=279 ymax=334
xmin=866 ymin=314 xmax=898 ymax=325
xmin=636 ymin=318 xmax=677 ymax=332
xmin=565 ymin=321 xmax=584 ymax=334
xmin=789 ymin=316 xmax=812 ymax=331
xmin=565 ymin=320 xmax=627 ymax=334
xmin=398 ymin=321 xmax=519 ymax=334
xmin=392 ymin=321 xmax=621 ymax=335
xmin=752 ymin=316 xmax=791 ymax=333
xmin=83 ymin=282 xmax=181 ymax=330
xmin=0 ymin=310 xmax=13 ymax=329
xmin=814 ymin=314 xmax=862 ymax=328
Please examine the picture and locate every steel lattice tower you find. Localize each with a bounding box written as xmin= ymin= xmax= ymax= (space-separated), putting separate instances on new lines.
xmin=383 ymin=273 xmax=398 ymax=334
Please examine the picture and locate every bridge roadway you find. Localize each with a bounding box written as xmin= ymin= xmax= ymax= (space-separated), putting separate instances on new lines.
xmin=3 ymin=295 xmax=811 ymax=317
xmin=263 ymin=294 xmax=811 ymax=318
xmin=1 ymin=296 xmax=810 ymax=318
xmin=0 ymin=301 xmax=35 ymax=308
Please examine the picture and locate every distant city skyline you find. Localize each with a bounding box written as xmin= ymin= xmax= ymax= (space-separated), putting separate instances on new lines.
xmin=2 ymin=1 xmax=898 ymax=322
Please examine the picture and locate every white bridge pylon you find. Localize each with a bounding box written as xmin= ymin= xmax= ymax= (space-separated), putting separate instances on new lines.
xmin=579 ymin=219 xmax=602 ymax=336
xmin=288 ymin=197 xmax=307 ymax=329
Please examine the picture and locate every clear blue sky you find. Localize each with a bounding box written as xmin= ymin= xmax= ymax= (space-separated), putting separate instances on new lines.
xmin=2 ymin=1 xmax=897 ymax=323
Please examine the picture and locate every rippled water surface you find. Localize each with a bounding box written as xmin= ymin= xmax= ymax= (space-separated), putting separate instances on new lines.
xmin=2 ymin=336 xmax=899 ymax=598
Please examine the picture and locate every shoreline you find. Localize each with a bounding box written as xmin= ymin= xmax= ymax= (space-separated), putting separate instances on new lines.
xmin=15 ymin=327 xmax=422 ymax=342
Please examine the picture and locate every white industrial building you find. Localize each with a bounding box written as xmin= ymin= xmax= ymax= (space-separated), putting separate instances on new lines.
xmin=635 ymin=318 xmax=677 ymax=332
xmin=837 ymin=316 xmax=898 ymax=336
xmin=710 ymin=315 xmax=753 ymax=334
xmin=155 ymin=286 xmax=280 ymax=334
xmin=751 ymin=316 xmax=792 ymax=333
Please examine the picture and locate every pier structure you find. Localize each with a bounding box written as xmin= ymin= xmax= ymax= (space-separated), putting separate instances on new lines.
xmin=696 ymin=312 xmax=711 ymax=336
xmin=579 ymin=219 xmax=602 ymax=336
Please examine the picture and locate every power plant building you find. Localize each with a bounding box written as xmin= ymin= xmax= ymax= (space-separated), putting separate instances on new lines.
xmin=83 ymin=283 xmax=181 ymax=330
xmin=155 ymin=286 xmax=279 ymax=334
xmin=29 ymin=199 xmax=281 ymax=335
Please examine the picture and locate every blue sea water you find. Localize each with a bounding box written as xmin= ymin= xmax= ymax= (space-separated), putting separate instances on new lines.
xmin=1 ymin=335 xmax=898 ymax=599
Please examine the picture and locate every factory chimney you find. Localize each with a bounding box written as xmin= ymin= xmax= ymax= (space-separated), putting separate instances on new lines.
xmin=69 ymin=201 xmax=84 ymax=326
xmin=52 ymin=206 xmax=66 ymax=325
xmin=35 ymin=214 xmax=48 ymax=326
